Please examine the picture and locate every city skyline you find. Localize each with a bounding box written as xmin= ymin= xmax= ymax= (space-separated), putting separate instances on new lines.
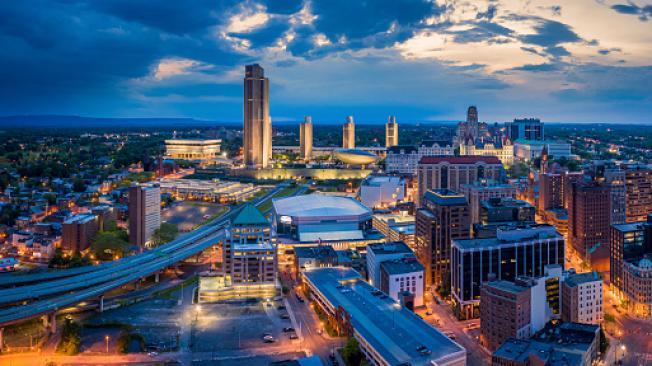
xmin=0 ymin=1 xmax=651 ymax=124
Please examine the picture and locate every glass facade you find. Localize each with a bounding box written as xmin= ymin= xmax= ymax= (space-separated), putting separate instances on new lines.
xmin=451 ymin=237 xmax=564 ymax=319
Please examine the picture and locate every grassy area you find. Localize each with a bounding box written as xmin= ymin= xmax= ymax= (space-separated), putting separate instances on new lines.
xmin=256 ymin=185 xmax=303 ymax=213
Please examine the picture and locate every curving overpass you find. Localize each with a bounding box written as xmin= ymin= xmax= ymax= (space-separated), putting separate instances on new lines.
xmin=0 ymin=184 xmax=288 ymax=329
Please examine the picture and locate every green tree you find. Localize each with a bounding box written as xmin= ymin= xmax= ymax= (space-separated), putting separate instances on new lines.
xmin=57 ymin=318 xmax=81 ymax=355
xmin=150 ymin=223 xmax=179 ymax=247
xmin=91 ymin=230 xmax=131 ymax=261
xmin=342 ymin=337 xmax=364 ymax=366
xmin=599 ymin=326 xmax=609 ymax=354
xmin=72 ymin=178 xmax=86 ymax=193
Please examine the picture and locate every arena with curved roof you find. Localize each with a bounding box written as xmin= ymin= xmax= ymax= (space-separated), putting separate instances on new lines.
xmin=271 ymin=194 xmax=376 ymax=244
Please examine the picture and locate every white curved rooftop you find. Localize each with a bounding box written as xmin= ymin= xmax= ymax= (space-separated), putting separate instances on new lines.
xmin=273 ymin=194 xmax=371 ymax=218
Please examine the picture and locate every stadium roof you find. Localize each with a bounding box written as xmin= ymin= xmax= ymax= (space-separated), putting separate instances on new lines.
xmin=272 ymin=194 xmax=371 ymax=218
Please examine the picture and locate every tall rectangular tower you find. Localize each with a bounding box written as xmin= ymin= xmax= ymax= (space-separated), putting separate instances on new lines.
xmin=385 ymin=116 xmax=398 ymax=147
xmin=243 ymin=64 xmax=271 ymax=169
xmin=568 ymin=183 xmax=611 ymax=272
xmin=300 ymin=116 xmax=313 ymax=161
xmin=129 ymin=183 xmax=161 ymax=247
xmin=342 ymin=116 xmax=355 ymax=149
xmin=415 ymin=189 xmax=470 ymax=290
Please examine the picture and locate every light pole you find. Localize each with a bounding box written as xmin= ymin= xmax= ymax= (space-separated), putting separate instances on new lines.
xmin=105 ymin=335 xmax=110 ymax=354
xmin=195 ymin=304 xmax=201 ymax=323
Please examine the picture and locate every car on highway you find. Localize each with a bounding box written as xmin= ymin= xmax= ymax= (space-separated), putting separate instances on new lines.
xmin=283 ymin=327 xmax=295 ymax=332
xmin=296 ymin=294 xmax=304 ymax=303
xmin=289 ymin=333 xmax=298 ymax=339
xmin=262 ymin=334 xmax=276 ymax=343
xmin=280 ymin=313 xmax=290 ymax=320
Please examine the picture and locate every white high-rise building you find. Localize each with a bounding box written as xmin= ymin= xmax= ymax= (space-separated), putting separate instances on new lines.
xmin=342 ymin=116 xmax=355 ymax=149
xmin=385 ymin=116 xmax=398 ymax=147
xmin=300 ymin=116 xmax=313 ymax=161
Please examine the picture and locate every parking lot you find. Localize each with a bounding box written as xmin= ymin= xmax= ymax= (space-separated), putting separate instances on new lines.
xmin=191 ymin=299 xmax=299 ymax=353
xmin=82 ymin=297 xmax=181 ymax=352
xmin=162 ymin=201 xmax=228 ymax=232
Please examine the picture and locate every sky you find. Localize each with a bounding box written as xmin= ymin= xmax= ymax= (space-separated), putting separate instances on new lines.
xmin=0 ymin=0 xmax=651 ymax=124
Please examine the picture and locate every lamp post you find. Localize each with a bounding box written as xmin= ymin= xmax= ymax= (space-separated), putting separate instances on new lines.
xmin=105 ymin=335 xmax=110 ymax=354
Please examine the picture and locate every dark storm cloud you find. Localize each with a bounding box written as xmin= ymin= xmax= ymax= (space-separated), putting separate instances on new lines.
xmin=521 ymin=20 xmax=580 ymax=48
xmin=0 ymin=0 xmax=250 ymax=114
xmin=610 ymin=3 xmax=652 ymax=20
xmin=511 ymin=63 xmax=561 ymax=72
xmin=286 ymin=0 xmax=440 ymax=58
xmin=91 ymin=0 xmax=232 ymax=35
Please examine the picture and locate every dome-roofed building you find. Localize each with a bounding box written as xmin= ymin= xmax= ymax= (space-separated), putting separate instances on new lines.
xmin=334 ymin=148 xmax=379 ymax=165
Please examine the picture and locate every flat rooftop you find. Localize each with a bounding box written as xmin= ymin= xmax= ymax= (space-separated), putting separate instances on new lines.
xmin=564 ymin=271 xmax=601 ymax=287
xmin=373 ymin=213 xmax=415 ymax=225
xmin=423 ymin=189 xmax=467 ymax=206
xmin=453 ymin=225 xmax=562 ymax=250
xmin=294 ymin=245 xmax=337 ymax=259
xmin=368 ymin=241 xmax=413 ymax=255
xmin=303 ymin=268 xmax=465 ymax=366
xmin=612 ymin=221 xmax=647 ymax=233
xmin=63 ymin=213 xmax=96 ymax=225
xmin=272 ymin=194 xmax=371 ymax=218
xmin=485 ymin=280 xmax=530 ymax=295
xmin=381 ymin=258 xmax=424 ymax=276
xmin=362 ymin=176 xmax=403 ymax=186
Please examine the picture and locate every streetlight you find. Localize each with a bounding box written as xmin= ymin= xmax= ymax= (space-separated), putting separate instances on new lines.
xmin=195 ymin=304 xmax=202 ymax=322
xmin=105 ymin=335 xmax=110 ymax=354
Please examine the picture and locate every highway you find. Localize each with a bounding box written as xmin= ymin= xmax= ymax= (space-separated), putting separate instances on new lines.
xmin=0 ymin=184 xmax=288 ymax=326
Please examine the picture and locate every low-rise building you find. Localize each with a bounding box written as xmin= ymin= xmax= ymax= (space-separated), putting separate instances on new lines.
xmin=460 ymin=181 xmax=517 ymax=225
xmin=371 ymin=213 xmax=415 ymax=249
xmin=621 ymin=258 xmax=652 ymax=318
xmin=491 ymin=322 xmax=600 ymax=366
xmin=294 ymin=245 xmax=339 ymax=271
xmin=480 ymin=280 xmax=532 ymax=351
xmin=514 ymin=140 xmax=571 ymax=161
xmin=561 ymin=271 xmax=603 ymax=325
xmin=159 ymin=178 xmax=259 ymax=203
xmin=358 ymin=175 xmax=404 ymax=209
xmin=164 ymin=139 xmax=221 ymax=161
xmin=366 ymin=241 xmax=414 ymax=288
xmin=303 ymin=267 xmax=466 ymax=366
xmin=379 ymin=257 xmax=425 ymax=308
